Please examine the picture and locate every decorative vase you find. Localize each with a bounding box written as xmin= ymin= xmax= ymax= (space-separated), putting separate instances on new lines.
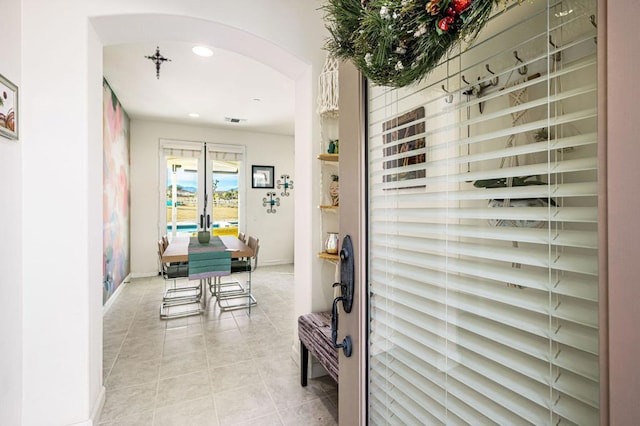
xmin=198 ymin=230 xmax=210 ymax=244
xmin=325 ymin=232 xmax=339 ymax=255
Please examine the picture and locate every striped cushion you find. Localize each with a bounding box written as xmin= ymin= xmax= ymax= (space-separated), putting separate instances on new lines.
xmin=298 ymin=311 xmax=338 ymax=383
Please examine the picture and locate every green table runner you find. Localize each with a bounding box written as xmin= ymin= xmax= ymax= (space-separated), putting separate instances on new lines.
xmin=188 ymin=236 xmax=231 ymax=279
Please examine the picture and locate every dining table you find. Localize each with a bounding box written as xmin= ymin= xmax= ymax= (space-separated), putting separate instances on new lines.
xmin=162 ymin=235 xmax=254 ymax=263
xmin=160 ymin=235 xmax=254 ymax=315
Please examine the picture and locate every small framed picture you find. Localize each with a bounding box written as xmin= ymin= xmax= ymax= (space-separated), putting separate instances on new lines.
xmin=0 ymin=73 xmax=18 ymax=140
xmin=252 ymin=165 xmax=275 ymax=188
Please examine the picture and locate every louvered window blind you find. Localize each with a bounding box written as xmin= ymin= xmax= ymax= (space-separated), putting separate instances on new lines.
xmin=367 ymin=1 xmax=599 ymax=425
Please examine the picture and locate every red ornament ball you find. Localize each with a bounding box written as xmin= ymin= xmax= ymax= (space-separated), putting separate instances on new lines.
xmin=452 ymin=0 xmax=472 ymax=14
xmin=438 ymin=18 xmax=449 ymax=31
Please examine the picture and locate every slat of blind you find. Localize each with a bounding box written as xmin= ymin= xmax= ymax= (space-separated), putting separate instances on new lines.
xmin=428 ymin=134 xmax=596 ymax=170
xmin=372 ymin=206 xmax=598 ymax=223
xmin=372 ymin=222 xmax=598 ymax=249
xmin=368 ymin=57 xmax=596 ymax=134
xmin=372 ymin=352 xmax=544 ymax=425
xmin=372 ymin=235 xmax=598 ymax=276
xmin=373 ymin=359 xmax=448 ymax=423
xmin=554 ymin=393 xmax=599 ymax=426
xmin=368 ymin=108 xmax=597 ymax=166
xmin=371 ymin=247 xmax=599 ymax=302
xmin=372 ymin=299 xmax=599 ymax=411
xmin=555 ymin=369 xmax=599 ymax=409
xmin=374 ymin=261 xmax=598 ymax=329
xmin=373 ymin=156 xmax=597 ymax=190
xmin=369 ymin=378 xmax=447 ymax=425
xmin=446 ymin=366 xmax=545 ymax=425
xmin=372 ymin=280 xmax=598 ymax=355
xmin=555 ymin=344 xmax=599 ymax=383
xmin=370 ymin=181 xmax=597 ymax=203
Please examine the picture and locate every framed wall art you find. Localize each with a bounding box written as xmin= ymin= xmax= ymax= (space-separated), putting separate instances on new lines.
xmin=252 ymin=165 xmax=275 ymax=188
xmin=0 ymin=73 xmax=18 ymax=140
xmin=382 ymin=106 xmax=426 ymax=189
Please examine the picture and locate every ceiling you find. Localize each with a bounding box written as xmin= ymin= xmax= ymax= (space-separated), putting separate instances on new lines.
xmin=103 ymin=41 xmax=296 ymax=135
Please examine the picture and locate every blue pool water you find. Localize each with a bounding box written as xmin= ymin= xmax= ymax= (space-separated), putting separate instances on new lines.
xmin=167 ymin=221 xmax=238 ymax=232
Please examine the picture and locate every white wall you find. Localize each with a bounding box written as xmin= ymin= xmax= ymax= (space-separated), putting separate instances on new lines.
xmin=0 ymin=1 xmax=22 ymax=424
xmin=130 ymin=119 xmax=295 ymax=276
xmin=17 ymin=1 xmax=328 ymax=424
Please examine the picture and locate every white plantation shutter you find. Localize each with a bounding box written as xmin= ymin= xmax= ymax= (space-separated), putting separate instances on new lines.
xmin=206 ymin=143 xmax=245 ymax=161
xmin=367 ymin=1 xmax=599 ymax=425
xmin=161 ymin=140 xmax=203 ymax=158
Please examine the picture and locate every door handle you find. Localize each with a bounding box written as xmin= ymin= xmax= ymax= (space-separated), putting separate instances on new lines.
xmin=331 ymin=295 xmax=352 ymax=357
xmin=330 ymin=235 xmax=354 ymax=357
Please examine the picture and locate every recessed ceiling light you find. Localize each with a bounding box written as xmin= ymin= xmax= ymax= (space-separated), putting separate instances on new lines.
xmin=188 ymin=112 xmax=200 ymax=118
xmin=192 ymin=45 xmax=213 ymax=57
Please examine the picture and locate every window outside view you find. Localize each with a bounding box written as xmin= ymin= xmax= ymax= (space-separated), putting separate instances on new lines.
xmin=166 ymin=158 xmax=239 ymax=238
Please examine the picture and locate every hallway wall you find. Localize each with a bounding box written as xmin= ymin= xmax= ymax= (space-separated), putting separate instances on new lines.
xmin=18 ymin=1 xmax=328 ymax=424
xmin=0 ymin=1 xmax=22 ymax=424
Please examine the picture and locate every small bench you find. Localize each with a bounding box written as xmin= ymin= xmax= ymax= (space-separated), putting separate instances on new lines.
xmin=298 ymin=311 xmax=338 ymax=386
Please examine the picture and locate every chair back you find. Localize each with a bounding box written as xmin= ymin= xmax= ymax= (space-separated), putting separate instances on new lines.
xmin=158 ymin=240 xmax=167 ymax=275
xmin=247 ymin=236 xmax=260 ymax=271
xmin=161 ymin=235 xmax=169 ymax=251
xmin=238 ymin=231 xmax=246 ymax=243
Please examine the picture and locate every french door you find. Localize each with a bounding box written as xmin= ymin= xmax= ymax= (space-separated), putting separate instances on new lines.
xmin=160 ymin=140 xmax=245 ymax=241
xmin=339 ymin=0 xmax=602 ymax=424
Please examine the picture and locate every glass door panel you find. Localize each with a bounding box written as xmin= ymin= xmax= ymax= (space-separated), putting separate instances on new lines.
xmin=210 ymin=160 xmax=240 ymax=236
xmin=366 ymin=1 xmax=599 ymax=424
xmin=166 ymin=157 xmax=199 ymax=238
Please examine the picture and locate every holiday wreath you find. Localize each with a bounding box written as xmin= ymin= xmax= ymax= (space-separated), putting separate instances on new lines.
xmin=323 ymin=0 xmax=515 ymax=87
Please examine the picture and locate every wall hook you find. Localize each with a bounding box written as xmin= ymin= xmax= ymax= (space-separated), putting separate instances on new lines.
xmin=514 ymin=50 xmax=528 ymax=75
xmin=276 ymin=174 xmax=294 ymax=196
xmin=462 ymin=75 xmax=470 ymax=85
xmin=262 ymin=191 xmax=280 ymax=213
xmin=441 ymin=85 xmax=453 ymax=103
xmin=590 ymin=14 xmax=597 ymax=28
xmin=485 ymin=64 xmax=499 ymax=86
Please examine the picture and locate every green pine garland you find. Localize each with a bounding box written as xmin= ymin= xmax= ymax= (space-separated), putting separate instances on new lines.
xmin=323 ymin=0 xmax=510 ymax=87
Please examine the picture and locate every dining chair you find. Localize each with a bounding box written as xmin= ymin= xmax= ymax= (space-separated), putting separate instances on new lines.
xmin=238 ymin=231 xmax=246 ymax=243
xmin=158 ymin=241 xmax=202 ymax=319
xmin=215 ymin=236 xmax=259 ymax=312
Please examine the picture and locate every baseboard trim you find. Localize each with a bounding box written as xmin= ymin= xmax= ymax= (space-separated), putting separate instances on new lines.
xmin=102 ymin=274 xmax=129 ymax=315
xmin=260 ymin=259 xmax=294 ymax=266
xmin=67 ymin=385 xmax=105 ymax=426
xmin=130 ymin=271 xmax=159 ymax=279
xmin=90 ymin=386 xmax=106 ymax=425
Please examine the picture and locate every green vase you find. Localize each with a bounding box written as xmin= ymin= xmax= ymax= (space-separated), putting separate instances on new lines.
xmin=198 ymin=230 xmax=210 ymax=244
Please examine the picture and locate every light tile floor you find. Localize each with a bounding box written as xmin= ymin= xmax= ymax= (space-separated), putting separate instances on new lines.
xmin=100 ymin=264 xmax=338 ymax=425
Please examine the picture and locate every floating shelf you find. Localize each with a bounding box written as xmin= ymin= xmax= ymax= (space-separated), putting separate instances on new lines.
xmin=318 ymin=252 xmax=339 ymax=261
xmin=319 ymin=205 xmax=339 ymax=211
xmin=318 ymin=154 xmax=339 ymax=162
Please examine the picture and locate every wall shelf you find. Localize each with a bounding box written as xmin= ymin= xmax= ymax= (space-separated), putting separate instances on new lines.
xmin=319 ymin=205 xmax=339 ymax=211
xmin=317 ymin=252 xmax=339 ymax=261
xmin=318 ymin=153 xmax=339 ymax=162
